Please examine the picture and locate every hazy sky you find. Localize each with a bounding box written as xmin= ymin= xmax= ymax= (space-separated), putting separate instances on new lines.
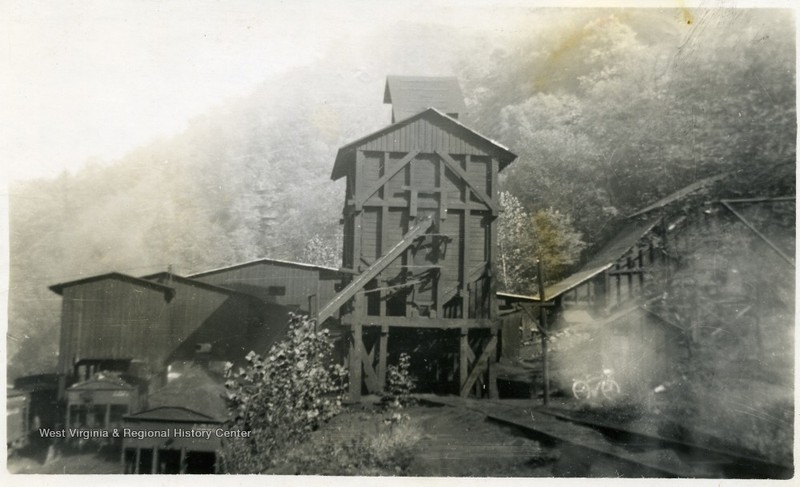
xmin=0 ymin=0 xmax=792 ymax=182
xmin=1 ymin=0 xmax=537 ymax=182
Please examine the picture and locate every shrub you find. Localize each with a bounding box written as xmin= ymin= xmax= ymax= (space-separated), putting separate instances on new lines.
xmin=219 ymin=313 xmax=347 ymax=473
xmin=283 ymin=415 xmax=422 ymax=475
xmin=383 ymin=352 xmax=416 ymax=409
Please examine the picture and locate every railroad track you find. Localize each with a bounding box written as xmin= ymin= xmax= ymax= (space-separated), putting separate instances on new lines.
xmin=417 ymin=394 xmax=792 ymax=479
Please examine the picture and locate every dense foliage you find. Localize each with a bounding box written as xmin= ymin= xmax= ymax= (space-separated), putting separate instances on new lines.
xmin=219 ymin=314 xmax=346 ymax=473
xmin=8 ymin=9 xmax=795 ymax=379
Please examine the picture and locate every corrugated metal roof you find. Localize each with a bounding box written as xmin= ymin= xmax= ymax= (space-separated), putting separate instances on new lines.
xmin=497 ymin=218 xmax=660 ymax=303
xmin=188 ymin=257 xmax=339 ymax=279
xmin=384 ymin=75 xmax=467 ymax=122
xmin=143 ymin=366 xmax=228 ymax=422
xmin=49 ymin=272 xmax=175 ymax=298
xmin=331 ymin=108 xmax=517 ymax=181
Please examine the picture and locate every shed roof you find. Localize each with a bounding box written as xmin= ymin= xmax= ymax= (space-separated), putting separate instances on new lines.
xmin=498 ymin=217 xmax=660 ymax=303
xmin=628 ymin=173 xmax=727 ymax=217
xmin=188 ymin=257 xmax=339 ymax=279
xmin=331 ymin=108 xmax=517 ymax=181
xmin=49 ymin=272 xmax=175 ymax=299
xmin=384 ymin=75 xmax=467 ymax=122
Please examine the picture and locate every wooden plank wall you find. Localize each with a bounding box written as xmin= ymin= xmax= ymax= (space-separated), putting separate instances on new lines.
xmin=361 ymin=117 xmax=499 ymax=159
xmin=57 ymin=279 xmax=170 ymax=375
xmin=193 ymin=263 xmax=338 ymax=313
xmin=343 ymin=145 xmax=496 ymax=318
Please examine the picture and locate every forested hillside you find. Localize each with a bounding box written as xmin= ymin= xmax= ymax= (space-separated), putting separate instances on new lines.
xmin=8 ymin=9 xmax=795 ymax=379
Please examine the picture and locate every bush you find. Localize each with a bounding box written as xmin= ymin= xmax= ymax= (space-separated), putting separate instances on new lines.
xmin=283 ymin=414 xmax=422 ymax=475
xmin=219 ymin=313 xmax=347 ymax=473
xmin=383 ymin=352 xmax=416 ymax=409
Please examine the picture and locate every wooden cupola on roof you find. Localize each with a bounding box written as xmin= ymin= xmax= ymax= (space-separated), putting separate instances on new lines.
xmin=384 ymin=75 xmax=467 ymax=123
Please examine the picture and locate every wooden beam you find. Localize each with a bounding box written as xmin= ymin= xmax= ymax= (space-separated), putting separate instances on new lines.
xmin=720 ymin=196 xmax=795 ymax=204
xmin=360 ymin=316 xmax=494 ymax=329
xmin=436 ymin=150 xmax=498 ymax=215
xmin=349 ymin=321 xmax=363 ymax=401
xmin=318 ymin=216 xmax=433 ymax=323
xmin=359 ymin=346 xmax=379 ymax=393
xmin=459 ymin=328 xmax=469 ymax=397
xmin=378 ymin=325 xmax=388 ymax=390
xmin=357 ymin=150 xmax=420 ymax=208
xmin=361 ymin=200 xmax=476 ymax=211
xmin=438 ymin=158 xmax=448 ymax=221
xmin=538 ymin=259 xmax=549 ymax=406
xmin=488 ymin=329 xmax=499 ymax=399
xmin=460 ymin=335 xmax=498 ymax=397
xmin=720 ymin=200 xmax=795 ymax=267
xmin=435 ymin=269 xmax=443 ymax=318
xmin=518 ymin=304 xmax=550 ymax=336
xmin=607 ymin=268 xmax=646 ymax=276
xmin=461 ymin=199 xmax=471 ymax=319
xmin=353 ymin=210 xmax=362 ymax=272
xmin=489 ymin=158 xmax=499 ymax=320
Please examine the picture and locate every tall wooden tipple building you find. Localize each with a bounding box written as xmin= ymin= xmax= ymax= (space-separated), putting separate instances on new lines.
xmin=319 ymin=76 xmax=517 ymax=400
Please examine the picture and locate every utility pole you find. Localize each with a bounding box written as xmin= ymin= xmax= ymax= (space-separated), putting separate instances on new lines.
xmin=538 ymin=259 xmax=549 ymax=406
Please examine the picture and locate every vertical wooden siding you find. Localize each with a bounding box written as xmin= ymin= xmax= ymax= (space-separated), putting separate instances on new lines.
xmin=192 ymin=263 xmax=339 ymax=313
xmin=57 ymin=279 xmax=170 ymax=375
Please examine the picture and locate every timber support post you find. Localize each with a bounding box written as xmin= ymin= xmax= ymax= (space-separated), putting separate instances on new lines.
xmin=459 ymin=327 xmax=469 ymax=397
xmin=538 ymin=259 xmax=549 ymax=406
xmin=377 ymin=325 xmax=389 ymax=389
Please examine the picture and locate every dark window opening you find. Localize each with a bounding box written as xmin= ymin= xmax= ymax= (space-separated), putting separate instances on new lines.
xmin=138 ymin=448 xmax=153 ymax=474
xmin=157 ymin=449 xmax=182 ymax=474
xmin=124 ymin=448 xmax=137 ymax=474
xmin=267 ymin=286 xmax=286 ymax=296
xmin=185 ymin=451 xmax=216 ymax=474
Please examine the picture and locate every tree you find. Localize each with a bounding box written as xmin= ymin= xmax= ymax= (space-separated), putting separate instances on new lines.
xmin=497 ymin=192 xmax=585 ymax=294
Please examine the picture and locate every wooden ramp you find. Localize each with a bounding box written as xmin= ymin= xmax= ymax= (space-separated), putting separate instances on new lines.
xmin=418 ymin=395 xmax=731 ymax=478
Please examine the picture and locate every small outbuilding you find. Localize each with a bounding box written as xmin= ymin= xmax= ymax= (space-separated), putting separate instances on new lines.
xmin=121 ymin=365 xmax=228 ymax=474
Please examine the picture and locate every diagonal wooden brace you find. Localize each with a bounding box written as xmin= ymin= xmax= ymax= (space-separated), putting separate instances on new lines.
xmin=436 ymin=150 xmax=498 ymax=216
xmin=460 ymin=335 xmax=497 ymax=397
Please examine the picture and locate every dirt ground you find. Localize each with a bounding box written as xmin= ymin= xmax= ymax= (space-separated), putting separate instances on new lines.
xmin=7 ymin=404 xmax=560 ymax=476
xmin=7 ymin=445 xmax=120 ymax=474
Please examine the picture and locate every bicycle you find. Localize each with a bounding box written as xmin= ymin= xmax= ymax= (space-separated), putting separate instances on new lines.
xmin=572 ymin=369 xmax=621 ymax=401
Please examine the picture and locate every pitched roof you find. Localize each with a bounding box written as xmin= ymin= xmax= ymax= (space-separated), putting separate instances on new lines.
xmin=124 ymin=406 xmax=221 ymax=423
xmin=66 ymin=373 xmax=139 ymax=391
xmin=143 ymin=365 xmax=228 ymax=422
xmin=498 ymin=218 xmax=660 ymax=303
xmin=331 ymin=108 xmax=517 ymax=181
xmin=384 ymin=75 xmax=467 ymax=122
xmin=188 ymin=257 xmax=339 ymax=279
xmin=49 ymin=272 xmax=175 ymax=299
xmin=628 ymin=173 xmax=727 ymax=217
xmin=140 ymin=272 xmax=250 ymax=297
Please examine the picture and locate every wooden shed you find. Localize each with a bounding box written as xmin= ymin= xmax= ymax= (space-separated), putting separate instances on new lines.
xmin=320 ymin=77 xmax=517 ymax=400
